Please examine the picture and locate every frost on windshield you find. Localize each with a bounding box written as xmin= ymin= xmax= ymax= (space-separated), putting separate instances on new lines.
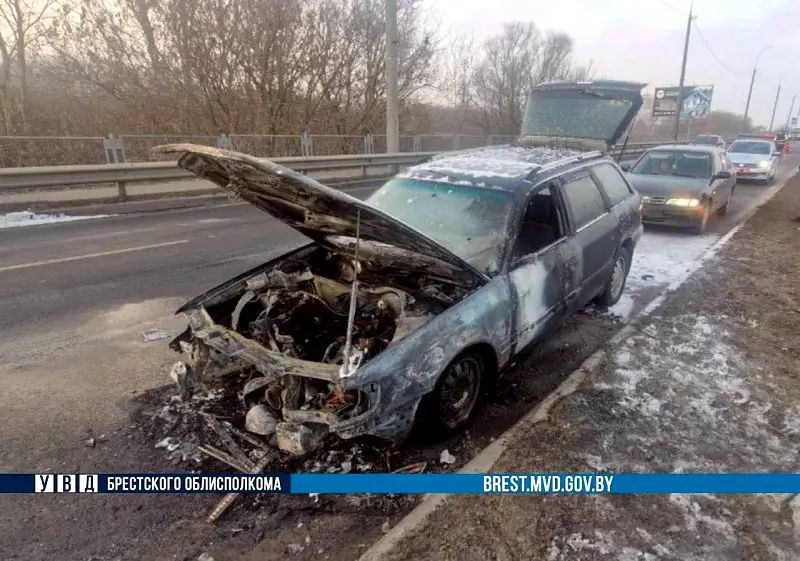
xmin=367 ymin=178 xmax=514 ymax=275
xmin=521 ymin=91 xmax=632 ymax=142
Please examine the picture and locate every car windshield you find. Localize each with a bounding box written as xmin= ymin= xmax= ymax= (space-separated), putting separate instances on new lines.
xmin=366 ymin=178 xmax=514 ymax=275
xmin=521 ymin=89 xmax=633 ymax=141
xmin=729 ymin=141 xmax=771 ymax=154
xmin=630 ymin=150 xmax=712 ymax=179
xmin=694 ymin=136 xmax=717 ymax=145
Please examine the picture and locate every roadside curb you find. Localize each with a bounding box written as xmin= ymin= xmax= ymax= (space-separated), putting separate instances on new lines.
xmin=357 ymin=169 xmax=799 ymax=561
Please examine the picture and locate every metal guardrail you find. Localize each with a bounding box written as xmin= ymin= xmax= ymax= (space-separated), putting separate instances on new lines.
xmin=0 ymin=142 xmax=683 ymax=202
xmin=0 ymin=152 xmax=439 ymax=199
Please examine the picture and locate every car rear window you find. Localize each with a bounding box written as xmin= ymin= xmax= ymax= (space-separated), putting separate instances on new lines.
xmin=591 ymin=163 xmax=632 ymax=206
xmin=561 ymin=175 xmax=608 ymax=230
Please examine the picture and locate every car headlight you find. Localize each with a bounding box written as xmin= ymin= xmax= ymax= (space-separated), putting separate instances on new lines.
xmin=758 ymin=160 xmax=771 ymax=168
xmin=666 ymin=198 xmax=700 ymax=207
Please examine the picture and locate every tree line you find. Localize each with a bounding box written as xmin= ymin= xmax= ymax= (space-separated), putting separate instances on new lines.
xmin=0 ymin=0 xmax=594 ymax=138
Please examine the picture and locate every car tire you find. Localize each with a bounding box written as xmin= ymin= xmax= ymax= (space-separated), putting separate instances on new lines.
xmin=417 ymin=350 xmax=485 ymax=436
xmin=595 ymin=246 xmax=631 ymax=308
xmin=693 ymin=202 xmax=711 ymax=234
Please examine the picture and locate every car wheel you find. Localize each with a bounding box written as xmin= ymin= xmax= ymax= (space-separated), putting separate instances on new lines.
xmin=418 ymin=350 xmax=485 ymax=435
xmin=693 ymin=203 xmax=711 ymax=234
xmin=596 ymin=246 xmax=631 ymax=308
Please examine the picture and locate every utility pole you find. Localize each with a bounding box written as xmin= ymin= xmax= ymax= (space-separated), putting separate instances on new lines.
xmin=742 ymin=45 xmax=774 ymax=132
xmin=742 ymin=67 xmax=757 ymax=133
xmin=673 ymin=2 xmax=694 ymax=142
xmin=385 ymin=0 xmax=399 ymax=161
xmin=768 ymin=83 xmax=781 ymax=131
xmin=784 ymin=95 xmax=796 ymax=130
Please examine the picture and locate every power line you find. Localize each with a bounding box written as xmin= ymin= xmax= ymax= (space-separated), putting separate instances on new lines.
xmin=692 ymin=21 xmax=747 ymax=76
xmin=658 ymin=0 xmax=687 ymax=15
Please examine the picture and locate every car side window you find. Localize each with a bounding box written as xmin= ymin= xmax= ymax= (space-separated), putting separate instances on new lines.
xmin=514 ymin=185 xmax=567 ymax=258
xmin=591 ymin=163 xmax=633 ymax=207
xmin=560 ymin=174 xmax=608 ymax=231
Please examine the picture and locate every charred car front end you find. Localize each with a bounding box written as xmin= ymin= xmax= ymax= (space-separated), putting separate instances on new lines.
xmin=159 ymin=145 xmax=516 ymax=452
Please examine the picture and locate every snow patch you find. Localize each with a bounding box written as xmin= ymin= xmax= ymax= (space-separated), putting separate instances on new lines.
xmin=607 ymin=293 xmax=635 ymax=321
xmin=627 ymin=231 xmax=718 ymax=289
xmin=1 ymin=210 xmax=111 ymax=229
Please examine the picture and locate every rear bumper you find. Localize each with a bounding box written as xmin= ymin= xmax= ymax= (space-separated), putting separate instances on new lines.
xmin=642 ymin=203 xmax=706 ymax=227
xmin=734 ymin=167 xmax=770 ymax=180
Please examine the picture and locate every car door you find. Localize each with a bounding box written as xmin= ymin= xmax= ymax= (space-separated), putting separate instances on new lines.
xmin=711 ymin=151 xmax=733 ymax=209
xmin=720 ymin=151 xmax=735 ymax=194
xmin=556 ymin=166 xmax=620 ymax=314
xmin=507 ymin=182 xmax=580 ymax=353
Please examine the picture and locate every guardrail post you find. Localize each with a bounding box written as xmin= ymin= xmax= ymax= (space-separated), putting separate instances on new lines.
xmin=300 ymin=133 xmax=313 ymax=158
xmin=413 ymin=135 xmax=421 ymax=152
xmin=103 ymin=135 xmax=128 ymax=201
xmin=453 ymin=134 xmax=460 ymax=151
xmin=216 ymin=135 xmax=233 ymax=150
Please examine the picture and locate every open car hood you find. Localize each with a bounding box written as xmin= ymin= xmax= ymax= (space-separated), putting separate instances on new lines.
xmin=154 ymin=144 xmax=488 ymax=287
xmin=521 ymin=80 xmax=646 ymax=149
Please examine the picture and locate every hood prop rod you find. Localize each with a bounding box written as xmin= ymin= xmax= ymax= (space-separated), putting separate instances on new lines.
xmin=339 ymin=210 xmax=361 ymax=378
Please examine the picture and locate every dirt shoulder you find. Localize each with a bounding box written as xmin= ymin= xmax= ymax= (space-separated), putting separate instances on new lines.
xmin=380 ymin=174 xmax=800 ymax=561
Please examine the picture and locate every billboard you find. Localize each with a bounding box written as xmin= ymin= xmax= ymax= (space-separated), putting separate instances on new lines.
xmin=653 ymin=85 xmax=714 ymax=118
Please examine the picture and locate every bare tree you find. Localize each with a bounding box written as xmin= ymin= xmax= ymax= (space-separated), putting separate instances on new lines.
xmin=439 ymin=33 xmax=477 ymax=134
xmin=470 ymin=22 xmax=585 ymax=135
xmin=0 ymin=0 xmax=59 ymax=131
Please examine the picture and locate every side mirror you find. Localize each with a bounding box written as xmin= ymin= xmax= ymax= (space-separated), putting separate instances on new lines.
xmin=714 ymin=171 xmax=732 ymax=179
xmin=619 ymin=163 xmax=631 ymax=172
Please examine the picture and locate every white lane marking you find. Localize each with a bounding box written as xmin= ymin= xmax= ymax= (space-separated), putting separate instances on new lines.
xmin=0 ymin=240 xmax=189 ymax=273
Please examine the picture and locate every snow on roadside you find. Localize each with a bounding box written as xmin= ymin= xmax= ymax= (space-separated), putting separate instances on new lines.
xmin=0 ymin=210 xmax=111 ymax=229
xmin=608 ymin=230 xmax=719 ymax=319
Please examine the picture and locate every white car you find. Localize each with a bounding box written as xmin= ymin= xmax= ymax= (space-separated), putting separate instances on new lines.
xmin=727 ymin=139 xmax=780 ymax=184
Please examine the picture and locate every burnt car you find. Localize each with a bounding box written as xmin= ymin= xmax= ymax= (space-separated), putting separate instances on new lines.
xmin=158 ymin=80 xmax=645 ymax=452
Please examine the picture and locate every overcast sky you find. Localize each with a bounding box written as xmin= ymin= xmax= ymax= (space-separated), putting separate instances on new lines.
xmin=428 ymin=0 xmax=800 ymax=128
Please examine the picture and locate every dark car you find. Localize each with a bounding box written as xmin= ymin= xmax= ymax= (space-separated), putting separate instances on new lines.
xmin=154 ymin=80 xmax=646 ymax=453
xmin=622 ymin=145 xmax=735 ymax=233
xmin=693 ymin=134 xmax=726 ymax=150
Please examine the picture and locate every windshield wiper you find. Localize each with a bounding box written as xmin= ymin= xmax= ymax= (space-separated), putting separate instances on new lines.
xmin=579 ymin=89 xmax=608 ymax=99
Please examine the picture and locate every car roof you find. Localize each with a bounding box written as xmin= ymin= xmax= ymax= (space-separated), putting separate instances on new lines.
xmin=648 ymin=144 xmax=718 ymax=153
xmin=399 ymin=144 xmax=608 ymax=194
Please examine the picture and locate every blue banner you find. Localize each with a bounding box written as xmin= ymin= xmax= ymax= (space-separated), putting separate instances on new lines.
xmin=2 ymin=473 xmax=800 ymax=494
